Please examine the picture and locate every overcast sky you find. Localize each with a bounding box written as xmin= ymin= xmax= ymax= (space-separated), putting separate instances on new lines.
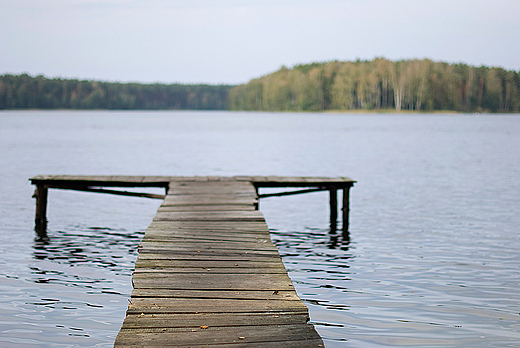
xmin=1 ymin=0 xmax=519 ymax=85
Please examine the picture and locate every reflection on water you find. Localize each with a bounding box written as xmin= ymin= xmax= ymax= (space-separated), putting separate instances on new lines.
xmin=329 ymin=223 xmax=350 ymax=249
xmin=32 ymin=226 xmax=144 ymax=288
xmin=270 ymin=222 xmax=520 ymax=347
xmin=34 ymin=227 xmax=143 ymax=271
xmin=270 ymin=226 xmax=354 ymax=346
xmin=0 ymin=225 xmax=145 ymax=347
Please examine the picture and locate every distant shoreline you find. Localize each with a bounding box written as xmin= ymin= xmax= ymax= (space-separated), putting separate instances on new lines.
xmin=228 ymin=58 xmax=520 ymax=113
xmin=3 ymin=109 xmax=519 ymax=115
xmin=3 ymin=58 xmax=520 ymax=113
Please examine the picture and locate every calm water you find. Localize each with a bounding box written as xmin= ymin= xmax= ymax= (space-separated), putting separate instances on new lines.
xmin=1 ymin=111 xmax=519 ymax=347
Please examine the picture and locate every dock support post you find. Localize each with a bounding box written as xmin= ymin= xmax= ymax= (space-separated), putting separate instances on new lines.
xmin=329 ymin=188 xmax=338 ymax=231
xmin=342 ymin=185 xmax=351 ymax=236
xmin=33 ymin=184 xmax=48 ymax=232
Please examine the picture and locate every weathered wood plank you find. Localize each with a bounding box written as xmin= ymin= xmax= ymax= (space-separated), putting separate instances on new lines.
xmin=137 ymin=246 xmax=278 ymax=254
xmin=130 ymin=289 xmax=299 ymax=300
xmin=166 ymin=191 xmax=257 ymax=197
xmin=141 ymin=234 xmax=272 ymax=244
xmin=138 ymin=240 xmax=277 ymax=249
xmin=162 ymin=200 xmax=257 ymax=206
xmin=170 ymin=180 xmax=252 ymax=186
xmin=109 ymin=175 xmax=146 ymax=183
xmin=141 ymin=176 xmax=171 ymax=184
xmin=145 ymin=226 xmax=271 ymax=235
xmin=153 ymin=211 xmax=265 ymax=222
xmin=30 ymin=175 xmax=171 ymax=188
xmin=161 ymin=200 xmax=258 ymax=207
xmin=134 ymin=268 xmax=288 ymax=275
xmin=137 ymin=248 xmax=280 ymax=256
xmin=158 ymin=204 xmax=256 ymax=211
xmin=166 ymin=176 xmax=198 ymax=182
xmin=143 ymin=231 xmax=271 ymax=239
xmin=115 ymin=324 xmax=322 ymax=346
xmin=140 ymin=233 xmax=273 ymax=241
xmin=132 ymin=273 xmax=295 ymax=290
xmin=126 ymin=298 xmax=308 ymax=314
xmin=30 ymin=175 xmax=355 ymax=185
xmin=134 ymin=259 xmax=285 ymax=270
xmin=142 ymin=233 xmax=271 ymax=241
xmin=167 ymin=187 xmax=255 ymax=191
xmin=173 ymin=339 xmax=324 ymax=348
xmin=168 ymin=184 xmax=255 ymax=190
xmin=120 ymin=312 xmax=309 ymax=329
xmin=143 ymin=226 xmax=270 ymax=233
xmin=136 ymin=253 xmax=280 ymax=262
xmin=146 ymin=222 xmax=269 ymax=229
xmin=164 ymin=191 xmax=255 ymax=196
xmin=166 ymin=188 xmax=256 ymax=196
xmin=136 ymin=250 xmax=280 ymax=259
xmin=115 ymin=339 xmax=324 ymax=348
xmin=136 ymin=254 xmax=281 ymax=264
xmin=137 ymin=242 xmax=272 ymax=251
xmin=154 ymin=211 xmax=263 ymax=216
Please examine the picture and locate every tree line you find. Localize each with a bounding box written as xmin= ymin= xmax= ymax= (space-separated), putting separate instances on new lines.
xmin=2 ymin=59 xmax=520 ymax=112
xmin=228 ymin=58 xmax=520 ymax=113
xmin=0 ymin=74 xmax=232 ymax=110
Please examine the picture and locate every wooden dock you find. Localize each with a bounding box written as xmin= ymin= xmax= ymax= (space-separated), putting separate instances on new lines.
xmin=29 ymin=175 xmax=355 ymax=347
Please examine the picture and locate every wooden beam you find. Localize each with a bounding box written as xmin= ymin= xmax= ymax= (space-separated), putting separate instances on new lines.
xmin=50 ymin=186 xmax=166 ymax=200
xmin=258 ymin=187 xmax=326 ymax=199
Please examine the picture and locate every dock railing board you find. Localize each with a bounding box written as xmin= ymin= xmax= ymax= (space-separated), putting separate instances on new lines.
xmin=29 ymin=175 xmax=355 ymax=347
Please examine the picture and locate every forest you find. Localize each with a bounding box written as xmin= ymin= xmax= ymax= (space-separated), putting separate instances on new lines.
xmin=228 ymin=58 xmax=520 ymax=113
xmin=0 ymin=74 xmax=231 ymax=110
xmin=2 ymin=59 xmax=520 ymax=112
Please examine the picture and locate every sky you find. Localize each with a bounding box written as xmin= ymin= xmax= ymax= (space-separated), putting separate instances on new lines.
xmin=1 ymin=0 xmax=519 ymax=85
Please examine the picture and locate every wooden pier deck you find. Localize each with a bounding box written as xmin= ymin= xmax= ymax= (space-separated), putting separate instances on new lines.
xmin=29 ymin=175 xmax=355 ymax=347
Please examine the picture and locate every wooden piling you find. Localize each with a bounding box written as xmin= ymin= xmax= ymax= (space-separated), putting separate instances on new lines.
xmin=342 ymin=186 xmax=351 ymax=231
xmin=33 ymin=184 xmax=48 ymax=232
xmin=329 ymin=188 xmax=338 ymax=231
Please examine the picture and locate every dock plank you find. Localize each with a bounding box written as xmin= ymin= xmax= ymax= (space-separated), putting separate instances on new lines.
xmin=120 ymin=312 xmax=309 ymax=329
xmin=131 ymin=273 xmax=296 ymax=291
xmin=129 ymin=289 xmax=299 ymax=300
xmin=134 ymin=268 xmax=289 ymax=274
xmin=116 ymin=324 xmax=322 ymax=347
xmin=136 ymin=252 xmax=282 ymax=260
xmin=126 ymin=298 xmax=308 ymax=314
xmin=153 ymin=211 xmax=265 ymax=222
xmin=137 ymin=242 xmax=278 ymax=252
xmin=134 ymin=260 xmax=285 ymax=270
xmin=157 ymin=204 xmax=256 ymax=211
xmin=141 ymin=234 xmax=272 ymax=243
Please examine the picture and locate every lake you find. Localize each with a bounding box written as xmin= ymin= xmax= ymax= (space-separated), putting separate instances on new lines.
xmin=0 ymin=110 xmax=519 ymax=347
